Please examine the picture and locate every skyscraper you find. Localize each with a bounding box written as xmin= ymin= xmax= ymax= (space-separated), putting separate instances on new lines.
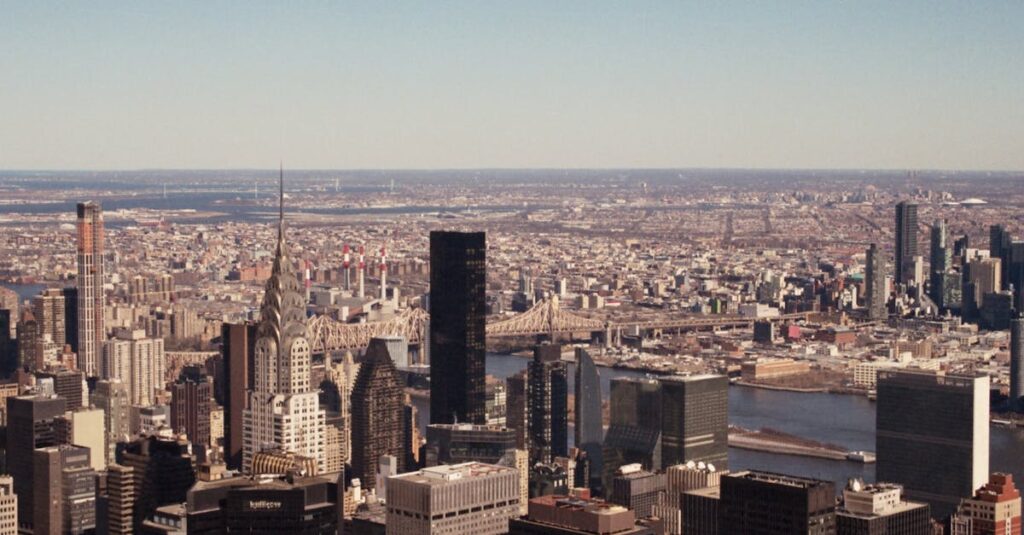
xmin=990 ymin=224 xmax=1012 ymax=290
xmin=76 ymin=201 xmax=104 ymax=377
xmin=424 ymin=423 xmax=518 ymax=467
xmin=32 ymin=288 xmax=65 ymax=351
xmin=61 ymin=287 xmax=78 ymax=354
xmin=506 ymin=370 xmax=528 ymax=449
xmin=90 ymin=379 xmax=130 ymax=466
xmin=350 ymin=337 xmax=406 ymax=490
xmin=221 ymin=321 xmax=256 ymax=470
xmin=866 ymin=243 xmax=888 ymax=321
xmin=33 ymin=445 xmax=96 ymax=535
xmin=386 ymin=462 xmax=521 ymax=535
xmin=102 ymin=329 xmax=165 ymax=406
xmin=429 ymin=230 xmax=487 ymax=425
xmin=659 ymin=375 xmax=729 ymax=470
xmin=242 ymin=172 xmax=326 ymax=474
xmin=1011 ymin=318 xmax=1024 ymax=413
xmin=876 ymin=369 xmax=989 ymax=518
xmin=119 ymin=434 xmax=196 ymax=531
xmin=602 ymin=378 xmax=662 ymax=489
xmin=102 ymin=464 xmax=134 ymax=535
xmin=170 ymin=364 xmax=213 ymax=447
xmin=895 ymin=201 xmax=919 ymax=286
xmin=574 ymin=348 xmax=603 ymax=489
xmin=6 ymin=394 xmax=67 ymax=530
xmin=528 ymin=344 xmax=568 ymax=465
xmin=930 ymin=219 xmax=951 ymax=274
xmin=930 ymin=220 xmax=952 ymax=307
xmin=718 ymin=471 xmax=836 ymax=535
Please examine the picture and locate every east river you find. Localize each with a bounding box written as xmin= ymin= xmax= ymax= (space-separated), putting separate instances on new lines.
xmin=411 ymin=353 xmax=1024 ymax=493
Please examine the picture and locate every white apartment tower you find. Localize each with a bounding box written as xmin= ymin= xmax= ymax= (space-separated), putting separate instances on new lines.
xmin=243 ymin=170 xmax=326 ymax=474
xmin=102 ymin=329 xmax=165 ymax=406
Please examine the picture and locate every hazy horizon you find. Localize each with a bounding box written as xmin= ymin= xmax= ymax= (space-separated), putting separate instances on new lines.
xmin=3 ymin=2 xmax=1022 ymax=170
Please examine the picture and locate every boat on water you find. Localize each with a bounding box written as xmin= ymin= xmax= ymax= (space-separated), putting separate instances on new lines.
xmin=991 ymin=418 xmax=1014 ymax=427
xmin=846 ymin=451 xmax=876 ymax=463
xmin=866 ymin=390 xmax=877 ymax=401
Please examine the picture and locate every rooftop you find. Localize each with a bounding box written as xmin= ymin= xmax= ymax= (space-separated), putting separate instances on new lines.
xmin=393 ymin=462 xmax=514 ymax=485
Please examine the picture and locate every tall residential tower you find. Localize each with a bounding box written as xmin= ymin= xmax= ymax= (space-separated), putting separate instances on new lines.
xmin=76 ymin=201 xmax=104 ymax=376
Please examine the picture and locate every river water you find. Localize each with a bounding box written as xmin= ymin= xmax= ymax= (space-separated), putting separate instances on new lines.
xmin=411 ymin=353 xmax=1024 ymax=492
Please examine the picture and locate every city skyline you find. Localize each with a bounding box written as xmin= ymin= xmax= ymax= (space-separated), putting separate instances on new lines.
xmin=3 ymin=3 xmax=1024 ymax=533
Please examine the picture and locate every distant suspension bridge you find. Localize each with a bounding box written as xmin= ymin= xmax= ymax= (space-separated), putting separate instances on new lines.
xmin=307 ymin=296 xmax=811 ymax=353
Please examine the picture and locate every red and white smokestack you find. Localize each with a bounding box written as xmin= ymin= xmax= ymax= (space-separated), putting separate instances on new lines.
xmin=342 ymin=244 xmax=351 ymax=290
xmin=357 ymin=245 xmax=366 ymax=298
xmin=379 ymin=246 xmax=388 ymax=300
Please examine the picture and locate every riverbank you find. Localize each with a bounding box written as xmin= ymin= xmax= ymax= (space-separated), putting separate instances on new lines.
xmin=728 ymin=426 xmax=870 ymax=463
xmin=733 ymin=381 xmax=827 ymax=394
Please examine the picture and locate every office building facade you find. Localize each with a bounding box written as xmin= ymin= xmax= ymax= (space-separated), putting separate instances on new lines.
xmin=221 ymin=321 xmax=256 ymax=470
xmin=719 ymin=471 xmax=836 ymax=535
xmin=895 ymin=201 xmax=919 ymax=286
xmin=1011 ymin=318 xmax=1024 ymax=413
xmin=876 ymin=369 xmax=990 ymax=519
xmin=659 ymin=374 xmax=728 ymax=470
xmin=350 ymin=337 xmax=406 ymax=490
xmin=575 ymin=348 xmax=604 ymax=489
xmin=386 ymin=462 xmax=520 ymax=535
xmin=6 ymin=394 xmax=67 ymax=530
xmin=836 ymin=480 xmax=931 ymax=535
xmin=528 ymin=344 xmax=568 ymax=464
xmin=866 ymin=243 xmax=888 ymax=320
xmin=429 ymin=231 xmax=487 ymax=425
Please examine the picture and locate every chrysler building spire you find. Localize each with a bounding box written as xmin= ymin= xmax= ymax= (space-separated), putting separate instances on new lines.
xmin=244 ymin=165 xmax=325 ymax=474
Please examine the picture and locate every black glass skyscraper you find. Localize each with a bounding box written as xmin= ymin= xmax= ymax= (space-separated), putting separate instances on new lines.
xmin=429 ymin=231 xmax=487 ymax=425
xmin=528 ymin=344 xmax=568 ymax=464
xmin=719 ymin=471 xmax=836 ymax=535
xmin=574 ymin=348 xmax=603 ymax=488
xmin=1011 ymin=318 xmax=1024 ymax=412
xmin=876 ymin=369 xmax=989 ymax=519
xmin=660 ymin=374 xmax=729 ymax=470
xmin=602 ymin=377 xmax=662 ymax=489
xmin=895 ymin=201 xmax=918 ymax=285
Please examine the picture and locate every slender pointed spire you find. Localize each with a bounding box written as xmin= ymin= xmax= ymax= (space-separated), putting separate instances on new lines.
xmin=278 ymin=162 xmax=285 ymax=240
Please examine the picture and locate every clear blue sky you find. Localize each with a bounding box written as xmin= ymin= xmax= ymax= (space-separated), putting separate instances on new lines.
xmin=2 ymin=1 xmax=1021 ymax=170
